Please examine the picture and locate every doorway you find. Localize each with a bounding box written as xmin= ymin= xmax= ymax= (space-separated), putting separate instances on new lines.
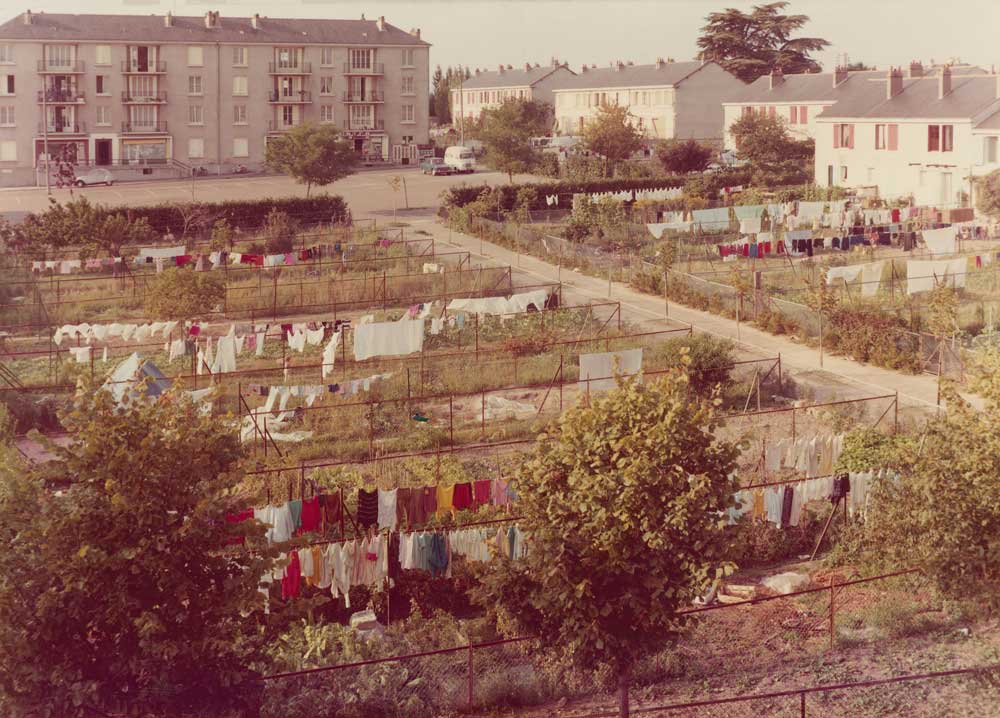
xmin=354 ymin=138 xmax=364 ymax=152
xmin=96 ymin=139 xmax=112 ymax=166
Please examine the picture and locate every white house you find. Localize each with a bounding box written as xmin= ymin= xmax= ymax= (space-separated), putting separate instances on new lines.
xmin=449 ymin=61 xmax=574 ymax=125
xmin=552 ymin=59 xmax=744 ymax=141
xmin=813 ymin=66 xmax=1000 ymax=206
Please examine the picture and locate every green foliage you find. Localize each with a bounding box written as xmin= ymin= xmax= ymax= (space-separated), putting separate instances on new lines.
xmin=581 ymin=104 xmax=644 ymax=177
xmin=9 ymin=196 xmax=155 ymax=257
xmin=441 ymin=178 xmax=686 ymax=213
xmin=826 ymin=304 xmax=920 ymax=371
xmin=682 ymin=168 xmax=753 ymax=200
xmin=261 ymin=208 xmax=299 ymax=254
xmin=473 ymin=364 xmax=739 ymax=691
xmin=648 ymin=334 xmax=736 ymax=397
xmin=479 ymin=99 xmax=550 ymax=181
xmin=209 ymin=218 xmax=235 ymax=251
xmin=697 ymin=1 xmax=830 ymax=82
xmin=265 ymin=122 xmax=359 ymax=196
xmin=535 ymin=152 xmax=561 ymax=178
xmin=730 ymin=112 xmax=814 ymax=175
xmin=975 ymin=168 xmax=1000 ymax=220
xmin=657 ymin=139 xmax=714 ymax=174
xmin=834 ymin=428 xmax=918 ymax=474
xmin=0 ymin=386 xmax=274 ymax=716
xmin=144 ymin=267 xmax=226 ymax=319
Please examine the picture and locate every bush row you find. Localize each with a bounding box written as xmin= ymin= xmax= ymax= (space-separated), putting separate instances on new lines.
xmin=99 ymin=195 xmax=349 ymax=237
xmin=442 ymin=177 xmax=689 ymax=211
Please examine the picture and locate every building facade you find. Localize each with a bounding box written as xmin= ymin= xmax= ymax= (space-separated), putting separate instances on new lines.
xmin=449 ymin=62 xmax=574 ymax=126
xmin=813 ymin=66 xmax=1000 ymax=206
xmin=0 ymin=10 xmax=430 ymax=187
xmin=552 ymin=60 xmax=743 ymax=141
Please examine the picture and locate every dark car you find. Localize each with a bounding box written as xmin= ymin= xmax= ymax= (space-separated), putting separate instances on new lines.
xmin=419 ymin=157 xmax=452 ymax=176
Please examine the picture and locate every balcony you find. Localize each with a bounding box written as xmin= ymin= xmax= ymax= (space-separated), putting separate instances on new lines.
xmin=121 ymin=91 xmax=168 ymax=104
xmin=37 ymin=89 xmax=86 ymax=104
xmin=267 ymin=120 xmax=301 ymax=133
xmin=343 ymin=63 xmax=384 ymax=75
xmin=341 ymin=119 xmax=385 ymax=133
xmin=121 ymin=61 xmax=167 ymax=74
xmin=37 ymin=121 xmax=87 ymax=134
xmin=268 ymin=90 xmax=312 ymax=104
xmin=37 ymin=60 xmax=85 ymax=74
xmin=268 ymin=62 xmax=312 ymax=75
xmin=343 ymin=91 xmax=384 ymax=103
xmin=121 ymin=121 xmax=168 ymax=134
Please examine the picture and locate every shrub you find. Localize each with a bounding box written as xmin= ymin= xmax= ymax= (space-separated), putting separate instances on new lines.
xmin=261 ymin=209 xmax=299 ymax=254
xmin=144 ymin=268 xmax=226 ymax=319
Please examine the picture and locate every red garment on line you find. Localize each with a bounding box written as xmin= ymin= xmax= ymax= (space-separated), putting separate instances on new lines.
xmin=281 ymin=552 xmax=301 ymax=600
xmin=452 ymin=482 xmax=474 ymax=510
xmin=299 ymin=496 xmax=321 ymax=533
xmin=175 ymin=255 xmax=193 ymax=267
xmin=473 ymin=480 xmax=492 ymax=506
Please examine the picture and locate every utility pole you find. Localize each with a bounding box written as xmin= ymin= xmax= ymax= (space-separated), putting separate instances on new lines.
xmin=459 ymin=72 xmax=465 ymax=145
xmin=41 ymin=72 xmax=51 ymax=195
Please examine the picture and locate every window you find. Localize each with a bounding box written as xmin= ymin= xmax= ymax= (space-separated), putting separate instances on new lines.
xmin=985 ymin=136 xmax=998 ymax=164
xmin=0 ymin=106 xmax=13 ymax=126
xmin=187 ymin=46 xmax=204 ymax=67
xmin=928 ymin=124 xmax=940 ymax=151
xmin=840 ymin=165 xmax=848 ymax=181
xmin=401 ymin=104 xmax=415 ymax=123
xmin=96 ymin=75 xmax=109 ymax=95
xmin=402 ymin=49 xmax=415 ymax=67
xmin=942 ymin=124 xmax=954 ymax=152
xmin=741 ymin=106 xmax=753 ymax=118
xmin=276 ymin=48 xmax=301 ymax=69
xmin=232 ymin=47 xmax=247 ymax=66
xmin=95 ymin=106 xmax=110 ymax=126
xmin=402 ymin=135 xmax=413 ymax=144
xmin=188 ymin=138 xmax=204 ymax=158
xmin=320 ymin=76 xmax=334 ymax=95
xmin=789 ymin=106 xmax=798 ymax=124
xmin=188 ymin=104 xmax=203 ymax=125
xmin=0 ymin=44 xmax=13 ymax=64
xmin=93 ymin=45 xmax=111 ymax=66
xmin=875 ymin=124 xmax=886 ymax=150
xmin=0 ymin=141 xmax=16 ymax=162
xmin=281 ymin=105 xmax=294 ymax=126
xmin=927 ymin=124 xmax=952 ymax=152
xmin=321 ymin=47 xmax=334 ymax=67
xmin=401 ymin=76 xmax=414 ymax=95
xmin=232 ymin=76 xmax=248 ymax=96
xmin=46 ymin=45 xmax=73 ymax=68
xmin=233 ymin=104 xmax=247 ymax=125
xmin=129 ymin=105 xmax=156 ymax=127
xmin=833 ymin=123 xmax=854 ymax=149
xmin=1 ymin=75 xmax=14 ymax=95
xmin=233 ymin=138 xmax=248 ymax=157
xmin=349 ymin=104 xmax=372 ymax=127
xmin=350 ymin=49 xmax=372 ymax=70
xmin=320 ymin=105 xmax=334 ymax=123
xmin=188 ymin=76 xmax=203 ymax=95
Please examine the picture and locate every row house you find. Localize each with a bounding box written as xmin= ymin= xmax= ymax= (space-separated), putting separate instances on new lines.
xmin=0 ymin=10 xmax=430 ymax=187
xmin=449 ymin=61 xmax=574 ymax=128
xmin=552 ymin=59 xmax=744 ymax=141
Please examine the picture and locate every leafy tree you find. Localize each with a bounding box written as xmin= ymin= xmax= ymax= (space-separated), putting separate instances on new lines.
xmin=844 ymin=61 xmax=874 ymax=71
xmin=0 ymin=385 xmax=276 ymax=716
xmin=729 ymin=112 xmax=813 ymax=185
xmin=51 ymin=143 xmax=80 ymax=193
xmin=261 ymin=208 xmax=299 ymax=254
xmin=144 ymin=267 xmax=226 ymax=318
xmin=656 ymin=138 xmax=714 ymax=174
xmin=697 ymin=1 xmax=830 ymax=82
xmin=474 ymin=362 xmax=740 ymax=718
xmin=91 ymin=212 xmax=157 ymax=258
xmin=479 ymin=99 xmax=548 ymax=182
xmin=975 ymin=168 xmax=1000 ymax=220
xmin=580 ymin=104 xmax=644 ymax=177
xmin=209 ymin=218 xmax=235 ymax=252
xmin=265 ymin=122 xmax=358 ymax=197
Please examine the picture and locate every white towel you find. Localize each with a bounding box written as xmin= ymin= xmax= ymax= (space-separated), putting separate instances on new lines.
xmin=578 ymin=349 xmax=643 ymax=392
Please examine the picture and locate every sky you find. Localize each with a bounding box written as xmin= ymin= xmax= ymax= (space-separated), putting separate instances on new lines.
xmin=9 ymin=0 xmax=1000 ymax=75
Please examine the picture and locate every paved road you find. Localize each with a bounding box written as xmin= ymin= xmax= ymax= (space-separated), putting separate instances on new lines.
xmin=406 ymin=213 xmax=971 ymax=413
xmin=0 ymin=167 xmax=535 ymax=218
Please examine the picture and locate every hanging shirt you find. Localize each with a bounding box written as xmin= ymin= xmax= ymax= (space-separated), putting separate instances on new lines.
xmin=377 ymin=489 xmax=398 ymax=532
xmin=357 ymin=489 xmax=378 ymax=528
xmin=436 ymin=485 xmax=455 ymax=519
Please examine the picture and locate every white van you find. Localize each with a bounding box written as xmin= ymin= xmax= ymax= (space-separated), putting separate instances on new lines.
xmin=444 ymin=146 xmax=476 ymax=174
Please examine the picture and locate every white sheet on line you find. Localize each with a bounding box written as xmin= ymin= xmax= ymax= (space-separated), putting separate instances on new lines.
xmin=138 ymin=245 xmax=186 ymax=258
xmin=578 ymin=348 xmax=643 ymax=392
xmin=921 ymin=226 xmax=957 ymax=255
xmin=353 ymin=320 xmax=425 ymax=361
xmin=860 ymin=261 xmax=885 ymax=297
xmin=825 ymin=264 xmax=864 ymax=285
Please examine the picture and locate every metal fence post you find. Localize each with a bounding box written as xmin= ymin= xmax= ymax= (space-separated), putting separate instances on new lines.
xmin=467 ymin=643 xmax=474 ymax=710
xmin=800 ymin=691 xmax=806 ymax=717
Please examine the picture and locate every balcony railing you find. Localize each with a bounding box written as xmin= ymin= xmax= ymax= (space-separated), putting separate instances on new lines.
xmin=121 ymin=60 xmax=167 ymax=74
xmin=37 ymin=89 xmax=86 ymax=103
xmin=342 ymin=119 xmax=385 ymax=132
xmin=268 ymin=62 xmax=312 ymax=74
xmin=121 ymin=91 xmax=168 ymax=103
xmin=267 ymin=120 xmax=300 ymax=132
xmin=120 ymin=121 xmax=168 ymax=134
xmin=37 ymin=60 xmax=85 ymax=73
xmin=268 ymin=90 xmax=312 ymax=103
xmin=343 ymin=91 xmax=384 ymax=103
xmin=343 ymin=63 xmax=384 ymax=75
xmin=37 ymin=121 xmax=87 ymax=134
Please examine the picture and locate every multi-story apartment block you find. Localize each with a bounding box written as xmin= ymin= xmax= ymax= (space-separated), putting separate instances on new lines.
xmin=552 ymin=59 xmax=744 ymax=142
xmin=449 ymin=61 xmax=574 ymax=126
xmin=0 ymin=10 xmax=430 ymax=187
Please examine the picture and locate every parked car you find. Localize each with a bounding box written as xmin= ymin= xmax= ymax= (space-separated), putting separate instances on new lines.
xmin=74 ymin=168 xmax=114 ymax=187
xmin=443 ymin=146 xmax=476 ymax=174
xmin=419 ymin=157 xmax=453 ymax=176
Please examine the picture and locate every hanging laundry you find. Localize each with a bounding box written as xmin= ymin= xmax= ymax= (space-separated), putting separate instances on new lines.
xmin=860 ymin=261 xmax=885 ymax=297
xmin=321 ymin=331 xmax=341 ymax=379
xmin=353 ymin=320 xmax=424 ymax=361
xmin=578 ymin=348 xmax=643 ymax=392
xmin=921 ymin=226 xmax=957 ymax=255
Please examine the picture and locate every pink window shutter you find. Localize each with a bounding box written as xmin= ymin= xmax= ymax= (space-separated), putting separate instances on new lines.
xmin=768 ymin=106 xmax=776 ymax=119
xmin=833 ymin=124 xmax=840 ymax=149
xmin=800 ymin=106 xmax=808 ymax=122
xmin=888 ymin=124 xmax=898 ymax=151
xmin=789 ymin=106 xmax=797 ymax=124
xmin=847 ymin=124 xmax=855 ymax=149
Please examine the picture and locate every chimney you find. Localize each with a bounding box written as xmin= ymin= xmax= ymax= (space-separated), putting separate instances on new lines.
xmin=377 ymin=16 xmax=386 ymax=31
xmin=996 ymin=71 xmax=1000 ymax=100
xmin=886 ymin=67 xmax=904 ymax=99
xmin=655 ymin=57 xmax=664 ymax=69
xmin=908 ymin=61 xmax=924 ymax=78
xmin=251 ymin=13 xmax=260 ymax=30
xmin=769 ymin=67 xmax=784 ymax=89
xmin=204 ymin=11 xmax=218 ymax=29
xmin=581 ymin=64 xmax=588 ymax=73
xmin=616 ymin=61 xmax=625 ymax=71
xmin=525 ymin=62 xmax=531 ymax=72
xmin=833 ymin=65 xmax=849 ymax=87
xmin=414 ymin=28 xmax=420 ymax=39
xmin=939 ymin=65 xmax=952 ymax=99
xmin=361 ymin=13 xmax=365 ymax=20
xmin=498 ymin=64 xmax=504 ymax=74
xmin=164 ymin=11 xmax=173 ymax=27
xmin=22 ymin=9 xmax=32 ymax=25
xmin=475 ymin=69 xmax=480 ymax=76
xmin=507 ymin=64 xmax=512 ymax=70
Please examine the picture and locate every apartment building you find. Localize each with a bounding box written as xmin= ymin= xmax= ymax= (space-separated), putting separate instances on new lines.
xmin=552 ymin=59 xmax=743 ymax=141
xmin=449 ymin=61 xmax=574 ymax=124
xmin=813 ymin=66 xmax=1000 ymax=206
xmin=0 ymin=10 xmax=430 ymax=187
